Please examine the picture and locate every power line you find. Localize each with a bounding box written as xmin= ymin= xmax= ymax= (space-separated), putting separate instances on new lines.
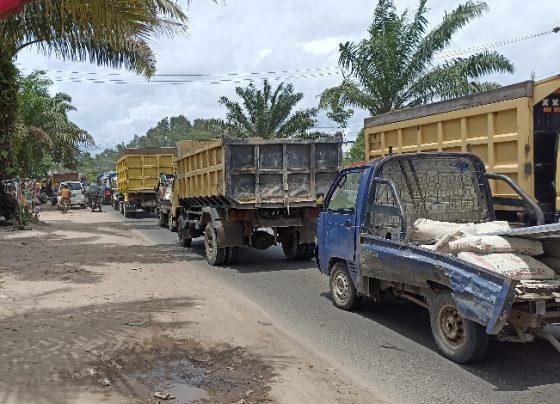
xmin=16 ymin=26 xmax=558 ymax=85
xmin=16 ymin=64 xmax=342 ymax=79
xmin=47 ymin=70 xmax=343 ymax=85
xmin=435 ymin=27 xmax=559 ymax=60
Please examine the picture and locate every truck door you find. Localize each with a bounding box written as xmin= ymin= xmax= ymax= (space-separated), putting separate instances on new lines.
xmin=319 ymin=170 xmax=364 ymax=266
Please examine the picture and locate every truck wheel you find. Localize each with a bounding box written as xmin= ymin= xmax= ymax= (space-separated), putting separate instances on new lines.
xmin=282 ymin=234 xmax=305 ymax=260
xmin=124 ymin=204 xmax=131 ymax=218
xmin=178 ymin=227 xmax=192 ymax=247
xmin=168 ymin=214 xmax=177 ymax=232
xmin=158 ymin=212 xmax=166 ymax=227
xmin=204 ymin=224 xmax=225 ymax=266
xmin=302 ymin=243 xmax=316 ymax=260
xmin=329 ymin=262 xmax=361 ymax=311
xmin=225 ymin=246 xmax=240 ymax=265
xmin=119 ymin=202 xmax=124 ymax=215
xmin=429 ymin=291 xmax=488 ymax=364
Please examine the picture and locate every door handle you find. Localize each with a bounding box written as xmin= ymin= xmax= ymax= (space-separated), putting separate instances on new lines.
xmin=345 ymin=220 xmax=352 ymax=228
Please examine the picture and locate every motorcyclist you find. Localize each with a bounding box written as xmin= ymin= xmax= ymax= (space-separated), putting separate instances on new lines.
xmin=88 ymin=181 xmax=101 ymax=210
xmin=59 ymin=184 xmax=71 ymax=208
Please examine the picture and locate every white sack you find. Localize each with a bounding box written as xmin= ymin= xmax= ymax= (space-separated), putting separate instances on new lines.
xmin=413 ymin=219 xmax=510 ymax=241
xmin=457 ymin=252 xmax=555 ymax=280
xmin=448 ymin=235 xmax=544 ymax=256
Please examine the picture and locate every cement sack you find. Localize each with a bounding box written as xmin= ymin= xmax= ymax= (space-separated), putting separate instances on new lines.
xmin=413 ymin=219 xmax=510 ymax=241
xmin=448 ymin=235 xmax=544 ymax=256
xmin=457 ymin=252 xmax=555 ymax=280
xmin=432 ymin=230 xmax=469 ymax=253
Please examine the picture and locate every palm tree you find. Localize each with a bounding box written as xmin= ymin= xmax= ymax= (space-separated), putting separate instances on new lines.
xmin=319 ymin=0 xmax=514 ymax=122
xmin=219 ymin=80 xmax=318 ymax=138
xmin=0 ymin=0 xmax=188 ymax=178
xmin=13 ymin=71 xmax=94 ymax=176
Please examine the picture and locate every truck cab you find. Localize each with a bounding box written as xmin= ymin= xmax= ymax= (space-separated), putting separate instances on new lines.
xmin=317 ymin=152 xmax=560 ymax=363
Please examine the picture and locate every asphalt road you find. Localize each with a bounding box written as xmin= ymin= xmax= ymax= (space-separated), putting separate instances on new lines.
xmin=112 ymin=209 xmax=560 ymax=404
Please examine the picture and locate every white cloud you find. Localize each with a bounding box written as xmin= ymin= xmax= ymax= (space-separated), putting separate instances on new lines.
xmin=13 ymin=0 xmax=560 ymax=148
xmin=300 ymin=37 xmax=345 ymax=56
xmin=254 ymin=48 xmax=273 ymax=65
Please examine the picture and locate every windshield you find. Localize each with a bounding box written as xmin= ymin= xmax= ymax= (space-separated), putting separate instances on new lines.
xmin=63 ymin=182 xmax=82 ymax=191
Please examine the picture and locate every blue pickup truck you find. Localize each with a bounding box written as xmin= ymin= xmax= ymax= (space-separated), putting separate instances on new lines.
xmin=316 ymin=152 xmax=560 ymax=363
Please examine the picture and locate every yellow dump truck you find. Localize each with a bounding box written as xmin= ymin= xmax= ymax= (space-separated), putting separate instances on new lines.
xmin=115 ymin=147 xmax=175 ymax=218
xmin=364 ymin=75 xmax=560 ymax=223
xmin=174 ymin=138 xmax=341 ymax=265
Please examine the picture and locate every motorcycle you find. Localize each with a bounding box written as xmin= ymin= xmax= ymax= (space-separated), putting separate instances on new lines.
xmin=60 ymin=197 xmax=70 ymax=214
xmin=90 ymin=193 xmax=103 ymax=212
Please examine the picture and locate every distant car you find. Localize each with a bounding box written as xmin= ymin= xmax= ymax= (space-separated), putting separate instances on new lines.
xmin=57 ymin=181 xmax=86 ymax=208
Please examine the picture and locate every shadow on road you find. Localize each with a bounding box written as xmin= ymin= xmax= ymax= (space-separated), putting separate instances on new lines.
xmin=0 ymin=297 xmax=199 ymax=404
xmin=320 ymin=291 xmax=560 ymax=392
xmin=0 ymin=219 xmax=204 ymax=285
xmin=188 ymin=240 xmax=316 ymax=273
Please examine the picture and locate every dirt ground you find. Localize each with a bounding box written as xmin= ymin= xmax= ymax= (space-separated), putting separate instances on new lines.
xmin=0 ymin=206 xmax=375 ymax=404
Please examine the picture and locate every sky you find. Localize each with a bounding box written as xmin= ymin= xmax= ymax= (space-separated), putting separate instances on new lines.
xmin=15 ymin=0 xmax=560 ymax=151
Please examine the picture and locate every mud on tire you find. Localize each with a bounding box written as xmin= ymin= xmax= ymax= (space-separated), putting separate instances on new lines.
xmin=204 ymin=223 xmax=225 ymax=266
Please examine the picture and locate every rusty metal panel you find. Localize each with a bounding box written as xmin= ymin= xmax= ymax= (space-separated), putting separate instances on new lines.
xmin=225 ymin=138 xmax=341 ymax=206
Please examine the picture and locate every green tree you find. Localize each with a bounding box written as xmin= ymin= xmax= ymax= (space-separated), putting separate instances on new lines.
xmin=0 ymin=0 xmax=188 ymax=178
xmin=76 ymin=115 xmax=223 ymax=174
xmin=219 ymin=80 xmax=318 ymax=138
xmin=344 ymin=129 xmax=366 ymax=164
xmin=320 ymin=0 xmax=514 ymax=121
xmin=14 ymin=71 xmax=94 ymax=176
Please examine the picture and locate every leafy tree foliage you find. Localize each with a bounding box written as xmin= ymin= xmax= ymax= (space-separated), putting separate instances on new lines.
xmin=76 ymin=116 xmax=221 ymax=174
xmin=219 ymin=80 xmax=318 ymax=138
xmin=344 ymin=129 xmax=366 ymax=164
xmin=0 ymin=0 xmax=189 ymax=178
xmin=13 ymin=71 xmax=93 ymax=177
xmin=320 ymin=0 xmax=514 ymax=122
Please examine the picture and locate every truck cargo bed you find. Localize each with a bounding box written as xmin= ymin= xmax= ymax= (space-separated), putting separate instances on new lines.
xmin=116 ymin=147 xmax=175 ymax=193
xmin=176 ymin=138 xmax=341 ymax=208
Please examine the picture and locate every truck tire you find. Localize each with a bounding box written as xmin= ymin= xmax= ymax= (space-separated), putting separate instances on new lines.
xmin=329 ymin=262 xmax=361 ymax=310
xmin=225 ymin=246 xmax=240 ymax=265
xmin=282 ymin=233 xmax=306 ymax=260
xmin=178 ymin=226 xmax=192 ymax=247
xmin=302 ymin=243 xmax=316 ymax=260
xmin=119 ymin=202 xmax=124 ymax=215
xmin=158 ymin=212 xmax=167 ymax=227
xmin=204 ymin=223 xmax=225 ymax=266
xmin=429 ymin=291 xmax=488 ymax=364
xmin=124 ymin=204 xmax=132 ymax=218
xmin=168 ymin=214 xmax=177 ymax=232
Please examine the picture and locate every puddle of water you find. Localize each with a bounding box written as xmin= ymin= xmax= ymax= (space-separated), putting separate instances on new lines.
xmin=162 ymin=383 xmax=209 ymax=403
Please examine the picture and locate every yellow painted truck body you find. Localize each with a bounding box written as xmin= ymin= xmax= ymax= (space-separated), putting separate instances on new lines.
xmin=115 ymin=147 xmax=175 ymax=217
xmin=364 ymin=75 xmax=560 ymax=222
